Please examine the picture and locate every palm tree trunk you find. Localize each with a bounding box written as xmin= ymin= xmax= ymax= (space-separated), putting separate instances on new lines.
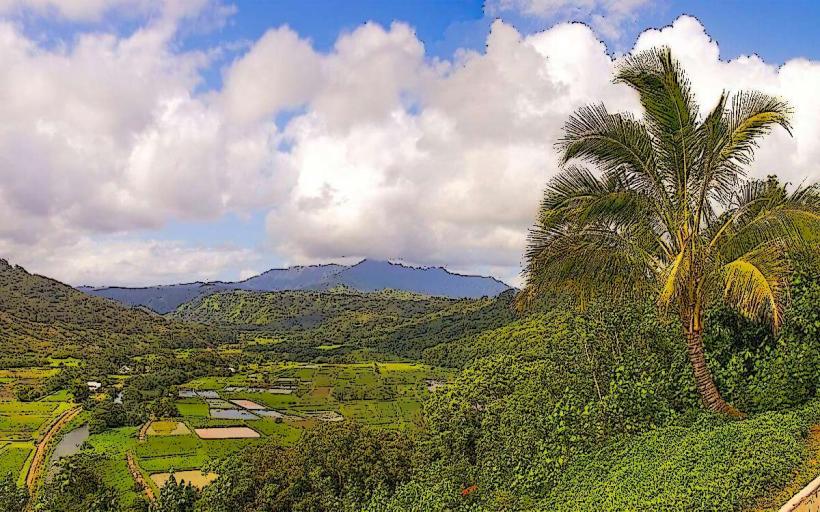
xmin=683 ymin=318 xmax=743 ymax=417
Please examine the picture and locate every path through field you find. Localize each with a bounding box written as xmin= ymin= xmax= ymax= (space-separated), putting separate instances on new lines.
xmin=127 ymin=450 xmax=155 ymax=502
xmin=25 ymin=405 xmax=81 ymax=491
xmin=138 ymin=420 xmax=151 ymax=442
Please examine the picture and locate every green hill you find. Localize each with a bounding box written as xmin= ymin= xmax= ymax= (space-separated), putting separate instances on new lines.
xmin=171 ymin=287 xmax=516 ymax=359
xmin=0 ymin=260 xmax=228 ymax=366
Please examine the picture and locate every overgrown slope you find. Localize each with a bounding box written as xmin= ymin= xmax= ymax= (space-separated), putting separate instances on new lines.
xmin=171 ymin=287 xmax=515 ymax=359
xmin=0 ymin=260 xmax=227 ymax=365
xmin=540 ymin=402 xmax=820 ymax=511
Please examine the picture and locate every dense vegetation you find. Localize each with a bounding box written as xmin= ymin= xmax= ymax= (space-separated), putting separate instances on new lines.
xmin=172 ymin=287 xmax=515 ymax=361
xmin=0 ymin=260 xmax=229 ymax=367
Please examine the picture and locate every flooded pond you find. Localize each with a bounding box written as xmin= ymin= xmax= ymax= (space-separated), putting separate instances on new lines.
xmin=210 ymin=409 xmax=258 ymax=420
xmin=50 ymin=424 xmax=90 ymax=468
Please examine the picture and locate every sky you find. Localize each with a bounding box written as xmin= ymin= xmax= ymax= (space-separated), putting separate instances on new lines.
xmin=0 ymin=0 xmax=819 ymax=287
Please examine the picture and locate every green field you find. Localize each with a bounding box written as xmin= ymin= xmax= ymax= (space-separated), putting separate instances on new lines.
xmin=0 ymin=358 xmax=452 ymax=504
xmin=0 ymin=442 xmax=35 ymax=485
xmin=0 ymin=399 xmax=72 ymax=441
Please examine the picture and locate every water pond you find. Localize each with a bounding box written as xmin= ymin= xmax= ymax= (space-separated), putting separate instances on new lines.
xmin=49 ymin=424 xmax=89 ymax=468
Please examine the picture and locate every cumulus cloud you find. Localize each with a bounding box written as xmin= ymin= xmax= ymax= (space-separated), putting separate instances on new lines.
xmin=0 ymin=10 xmax=818 ymax=286
xmin=485 ymin=0 xmax=653 ymax=39
xmin=0 ymin=0 xmax=231 ymax=24
xmin=0 ymin=236 xmax=260 ymax=286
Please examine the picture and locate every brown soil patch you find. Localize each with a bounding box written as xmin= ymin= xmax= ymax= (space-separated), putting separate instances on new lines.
xmin=311 ymin=386 xmax=332 ymax=398
xmin=230 ymin=399 xmax=266 ymax=410
xmin=195 ymin=426 xmax=260 ymax=439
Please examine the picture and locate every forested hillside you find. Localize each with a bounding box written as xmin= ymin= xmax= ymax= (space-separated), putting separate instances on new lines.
xmin=171 ymin=287 xmax=516 ymax=360
xmin=0 ymin=260 xmax=228 ymax=366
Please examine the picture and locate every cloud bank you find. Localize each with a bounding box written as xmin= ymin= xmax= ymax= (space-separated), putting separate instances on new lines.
xmin=0 ymin=5 xmax=817 ymax=286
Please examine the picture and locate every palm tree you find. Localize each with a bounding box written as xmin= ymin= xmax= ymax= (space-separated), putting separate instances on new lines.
xmin=520 ymin=47 xmax=819 ymax=416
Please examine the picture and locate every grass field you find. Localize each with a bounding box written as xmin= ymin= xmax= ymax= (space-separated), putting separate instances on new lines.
xmin=175 ymin=399 xmax=209 ymax=417
xmin=0 ymin=360 xmax=452 ymax=503
xmin=0 ymin=442 xmax=35 ymax=485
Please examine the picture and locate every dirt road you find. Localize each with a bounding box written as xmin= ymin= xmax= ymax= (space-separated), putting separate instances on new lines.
xmin=127 ymin=450 xmax=155 ymax=501
xmin=25 ymin=405 xmax=82 ymax=490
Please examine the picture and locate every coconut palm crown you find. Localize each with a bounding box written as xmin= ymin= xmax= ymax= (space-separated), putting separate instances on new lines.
xmin=520 ymin=47 xmax=820 ymax=416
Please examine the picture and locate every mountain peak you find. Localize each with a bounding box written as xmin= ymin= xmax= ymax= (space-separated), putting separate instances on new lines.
xmin=79 ymin=259 xmax=511 ymax=313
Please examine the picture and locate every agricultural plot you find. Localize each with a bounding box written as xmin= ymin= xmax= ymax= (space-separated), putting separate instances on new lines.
xmin=0 ymin=442 xmax=34 ymax=485
xmin=230 ymin=399 xmax=266 ymax=410
xmin=195 ymin=427 xmax=260 ymax=439
xmin=210 ymin=409 xmax=258 ymax=420
xmin=146 ymin=421 xmax=191 ymax=436
xmin=150 ymin=470 xmax=217 ymax=490
xmin=175 ymin=398 xmax=209 ymax=417
xmin=0 ymin=399 xmax=72 ymax=441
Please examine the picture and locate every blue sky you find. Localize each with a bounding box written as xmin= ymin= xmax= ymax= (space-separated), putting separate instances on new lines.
xmin=149 ymin=0 xmax=820 ymax=268
xmin=155 ymin=0 xmax=820 ymax=275
xmin=1 ymin=0 xmax=819 ymax=286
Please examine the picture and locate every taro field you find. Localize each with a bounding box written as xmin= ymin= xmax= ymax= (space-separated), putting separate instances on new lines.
xmin=80 ymin=361 xmax=452 ymax=499
xmin=0 ymin=367 xmax=74 ymax=485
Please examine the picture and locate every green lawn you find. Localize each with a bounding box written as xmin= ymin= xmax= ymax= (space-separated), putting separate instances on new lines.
xmin=175 ymin=399 xmax=209 ymax=418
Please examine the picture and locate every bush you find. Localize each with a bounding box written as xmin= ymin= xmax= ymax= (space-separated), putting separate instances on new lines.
xmin=539 ymin=401 xmax=820 ymax=511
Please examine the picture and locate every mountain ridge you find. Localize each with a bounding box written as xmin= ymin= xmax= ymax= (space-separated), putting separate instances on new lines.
xmin=79 ymin=259 xmax=512 ymax=313
xmin=0 ymin=259 xmax=226 ymax=365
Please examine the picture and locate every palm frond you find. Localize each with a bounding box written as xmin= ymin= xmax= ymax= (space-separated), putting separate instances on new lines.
xmin=557 ymin=105 xmax=666 ymax=198
xmin=722 ymin=242 xmax=790 ymax=328
xmin=723 ymin=91 xmax=792 ymax=167
xmin=615 ymin=47 xmax=698 ymax=195
xmin=521 ymin=217 xmax=661 ymax=311
xmin=658 ymin=247 xmax=688 ymax=307
xmin=710 ymin=179 xmax=820 ymax=261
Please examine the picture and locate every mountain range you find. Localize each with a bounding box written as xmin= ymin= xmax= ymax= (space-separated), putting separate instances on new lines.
xmin=79 ymin=259 xmax=512 ymax=313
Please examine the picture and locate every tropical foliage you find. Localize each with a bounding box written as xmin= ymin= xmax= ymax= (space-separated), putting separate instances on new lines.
xmin=521 ymin=47 xmax=820 ymax=414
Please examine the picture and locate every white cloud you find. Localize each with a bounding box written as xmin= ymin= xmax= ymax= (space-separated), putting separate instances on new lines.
xmin=0 ymin=236 xmax=260 ymax=286
xmin=0 ymin=0 xmax=228 ymax=24
xmin=486 ymin=0 xmax=653 ymax=39
xmin=0 ymin=12 xmax=818 ymax=287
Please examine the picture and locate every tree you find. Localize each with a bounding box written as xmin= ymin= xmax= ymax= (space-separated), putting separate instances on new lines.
xmin=520 ymin=47 xmax=819 ymax=415
xmin=0 ymin=473 xmax=28 ymax=512
xmin=39 ymin=453 xmax=119 ymax=511
xmin=197 ymin=421 xmax=414 ymax=511
xmin=152 ymin=474 xmax=198 ymax=512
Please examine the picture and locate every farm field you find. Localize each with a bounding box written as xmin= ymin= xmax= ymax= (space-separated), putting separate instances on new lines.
xmin=38 ymin=359 xmax=454 ymax=505
xmin=177 ymin=361 xmax=450 ymax=428
xmin=0 ymin=384 xmax=76 ymax=485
